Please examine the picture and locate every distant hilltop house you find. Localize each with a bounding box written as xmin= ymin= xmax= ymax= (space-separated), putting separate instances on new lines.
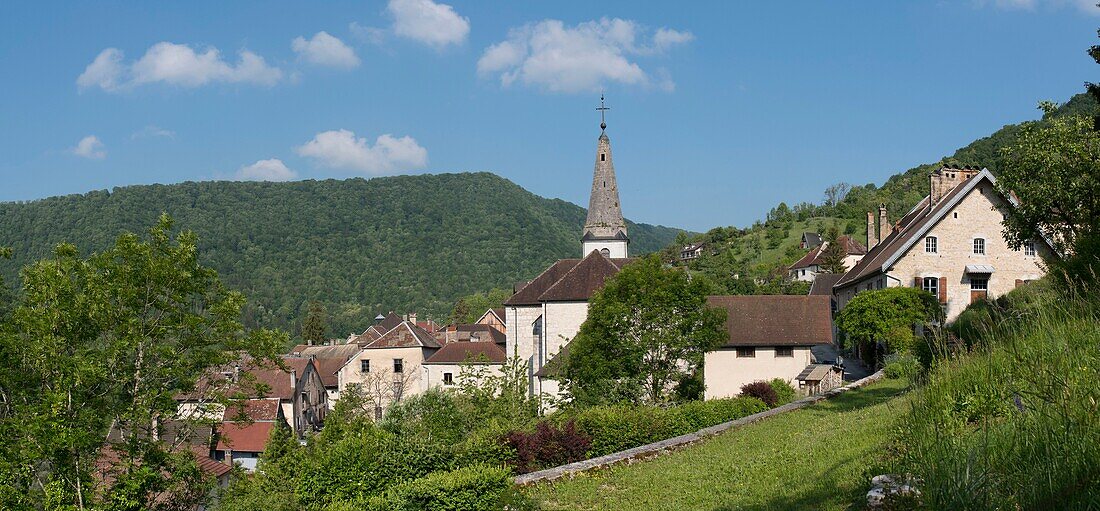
xmin=800 ymin=232 xmax=823 ymax=250
xmin=703 ymin=295 xmax=838 ymax=399
xmin=680 ymin=242 xmax=705 ymax=261
xmin=833 ymin=166 xmax=1054 ymax=321
xmin=788 ymin=235 xmax=868 ymax=282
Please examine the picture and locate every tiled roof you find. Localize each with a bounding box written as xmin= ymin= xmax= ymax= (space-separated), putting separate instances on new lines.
xmin=424 ymin=341 xmax=506 ymax=365
xmin=534 ymin=343 xmax=570 ymax=379
xmin=808 ymin=274 xmax=844 ymax=296
xmin=196 ymin=455 xmax=232 ymax=478
xmin=504 ymin=259 xmax=583 ymax=306
xmin=286 ymin=344 xmax=359 ymax=387
xmin=215 ymin=421 xmax=276 ymax=453
xmin=222 ymin=398 xmax=281 ymax=422
xmin=707 ymin=295 xmax=833 ymax=347
xmin=454 ymin=324 xmax=506 ymax=344
xmin=365 ymin=321 xmax=441 ymax=349
xmin=835 ymin=170 xmax=994 ymax=289
xmin=538 ymin=251 xmax=631 ymax=302
xmin=790 ymin=236 xmax=868 ymax=270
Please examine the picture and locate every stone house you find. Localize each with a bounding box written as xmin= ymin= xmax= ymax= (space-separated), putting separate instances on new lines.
xmin=422 ymin=341 xmax=507 ymax=389
xmin=703 ymin=295 xmax=834 ymax=399
xmin=289 ymin=343 xmax=362 ymax=409
xmin=337 ymin=320 xmax=441 ymax=418
xmin=789 ymin=235 xmax=868 ymax=282
xmin=834 ymin=166 xmax=1054 ymax=321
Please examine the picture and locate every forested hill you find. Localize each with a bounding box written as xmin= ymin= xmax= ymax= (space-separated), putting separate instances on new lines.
xmin=0 ymin=172 xmax=681 ymax=334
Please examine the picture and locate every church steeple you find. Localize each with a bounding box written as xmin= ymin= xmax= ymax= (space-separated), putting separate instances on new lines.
xmin=582 ymin=94 xmax=629 ymax=258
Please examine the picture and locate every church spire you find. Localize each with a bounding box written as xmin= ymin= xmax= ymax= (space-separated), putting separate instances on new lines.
xmin=582 ymin=94 xmax=629 ymax=258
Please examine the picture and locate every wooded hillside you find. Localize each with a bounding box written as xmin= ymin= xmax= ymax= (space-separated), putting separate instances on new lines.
xmin=0 ymin=172 xmax=681 ymax=336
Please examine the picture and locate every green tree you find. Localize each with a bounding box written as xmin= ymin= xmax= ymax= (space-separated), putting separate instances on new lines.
xmin=447 ymin=288 xmax=511 ymax=325
xmin=563 ymin=255 xmax=727 ymax=405
xmin=818 ymin=227 xmax=848 ymax=274
xmin=0 ymin=215 xmax=284 ymax=510
xmin=301 ymin=300 xmax=328 ymax=344
xmin=999 ymin=106 xmax=1100 ymax=271
xmin=835 ymin=287 xmax=942 ymax=357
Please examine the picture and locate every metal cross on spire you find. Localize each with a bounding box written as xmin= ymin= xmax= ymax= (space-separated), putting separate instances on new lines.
xmin=596 ymin=92 xmax=610 ymax=131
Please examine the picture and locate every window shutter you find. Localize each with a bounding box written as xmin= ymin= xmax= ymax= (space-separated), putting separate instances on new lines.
xmin=913 ymin=277 xmax=921 ymax=288
xmin=938 ymin=277 xmax=947 ymax=304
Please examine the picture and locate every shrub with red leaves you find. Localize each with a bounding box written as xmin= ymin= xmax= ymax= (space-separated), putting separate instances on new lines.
xmin=740 ymin=380 xmax=779 ymax=407
xmin=503 ymin=419 xmax=592 ymax=474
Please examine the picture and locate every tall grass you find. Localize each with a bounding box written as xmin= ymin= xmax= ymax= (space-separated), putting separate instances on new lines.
xmin=889 ymin=281 xmax=1100 ymax=509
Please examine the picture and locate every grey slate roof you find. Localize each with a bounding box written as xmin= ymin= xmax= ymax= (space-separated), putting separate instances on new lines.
xmin=583 ymin=130 xmax=628 ymax=241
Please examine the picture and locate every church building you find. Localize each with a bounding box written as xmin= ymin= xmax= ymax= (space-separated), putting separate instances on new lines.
xmin=504 ymin=98 xmax=635 ymax=404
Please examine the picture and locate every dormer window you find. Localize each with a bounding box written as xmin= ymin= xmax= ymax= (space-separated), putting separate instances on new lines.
xmin=973 ymin=238 xmax=986 ymax=255
xmin=925 ymin=236 xmax=938 ymax=254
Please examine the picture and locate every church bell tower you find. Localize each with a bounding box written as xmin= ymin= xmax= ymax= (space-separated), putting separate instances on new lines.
xmin=581 ymin=94 xmax=629 ymax=258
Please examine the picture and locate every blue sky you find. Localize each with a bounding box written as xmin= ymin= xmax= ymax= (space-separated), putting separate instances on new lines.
xmin=1 ymin=1 xmax=1097 ymax=231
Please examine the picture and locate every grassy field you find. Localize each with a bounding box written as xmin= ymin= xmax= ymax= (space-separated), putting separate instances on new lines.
xmin=527 ymin=378 xmax=910 ymax=511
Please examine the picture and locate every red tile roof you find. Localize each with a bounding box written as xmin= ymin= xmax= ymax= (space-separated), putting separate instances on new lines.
xmin=215 ymin=421 xmax=275 ymax=453
xmin=424 ymin=341 xmax=506 ymax=365
xmin=197 ymin=455 xmax=233 ymax=478
xmin=222 ymin=398 xmax=281 ymax=422
xmin=707 ymin=295 xmax=833 ymax=347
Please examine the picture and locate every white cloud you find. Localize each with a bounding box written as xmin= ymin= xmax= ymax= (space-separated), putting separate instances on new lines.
xmin=236 ymin=158 xmax=298 ymax=181
xmin=77 ymin=48 xmax=126 ymax=91
xmin=131 ymin=125 xmax=175 ymax=140
xmin=978 ymin=0 xmax=1099 ymax=13
xmin=653 ymin=28 xmax=695 ymax=52
xmin=477 ymin=18 xmax=692 ymax=93
xmin=350 ymin=22 xmax=387 ymax=45
xmin=296 ymin=129 xmax=428 ymax=175
xmin=388 ymin=0 xmax=470 ymax=48
xmin=72 ymin=135 xmax=106 ymax=160
xmin=292 ymin=31 xmax=360 ymax=68
xmin=77 ymin=42 xmax=282 ymax=92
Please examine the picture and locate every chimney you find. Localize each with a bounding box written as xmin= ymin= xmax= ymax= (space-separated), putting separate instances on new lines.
xmin=408 ymin=312 xmax=417 ymax=325
xmin=866 ymin=211 xmax=877 ymax=250
xmin=878 ymin=204 xmax=891 ymax=244
xmin=931 ymin=165 xmax=981 ymax=205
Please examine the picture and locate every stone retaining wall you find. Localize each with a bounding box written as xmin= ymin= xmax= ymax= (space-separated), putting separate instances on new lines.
xmin=514 ymin=370 xmax=887 ymax=485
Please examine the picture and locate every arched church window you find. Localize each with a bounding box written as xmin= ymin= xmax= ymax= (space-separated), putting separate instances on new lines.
xmin=600 ymin=248 xmax=610 ymax=257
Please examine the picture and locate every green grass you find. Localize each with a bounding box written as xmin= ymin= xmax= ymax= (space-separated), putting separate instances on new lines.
xmin=527 ymin=378 xmax=910 ymax=511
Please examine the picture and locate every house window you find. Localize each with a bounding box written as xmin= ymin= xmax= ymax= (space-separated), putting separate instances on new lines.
xmin=925 ymin=236 xmax=937 ymax=254
xmin=736 ymin=347 xmax=755 ymax=358
xmin=921 ymin=277 xmax=939 ymax=297
xmin=775 ymin=347 xmax=793 ymax=357
xmin=973 ymin=238 xmax=985 ymax=255
xmin=443 ymin=372 xmax=454 ymax=385
xmin=360 ymin=359 xmax=370 ymax=373
xmin=1024 ymin=241 xmax=1037 ymax=257
xmin=600 ymin=248 xmax=610 ymax=257
xmin=532 ymin=316 xmax=543 ymax=337
xmin=971 ymin=278 xmax=988 ymax=291
xmin=393 ymin=359 xmax=404 ymax=374
xmin=953 ymin=212 xmax=958 ymax=219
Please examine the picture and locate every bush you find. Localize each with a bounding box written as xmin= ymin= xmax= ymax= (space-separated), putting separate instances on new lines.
xmin=670 ymin=397 xmax=768 ymax=431
xmin=768 ymin=378 xmax=797 ymax=405
xmin=569 ymin=405 xmax=690 ymax=457
xmin=740 ymin=381 xmax=779 ymax=407
xmin=503 ymin=420 xmax=591 ymax=474
xmin=451 ymin=421 xmax=518 ymax=469
xmin=341 ymin=465 xmax=531 ymax=511
xmin=882 ymin=352 xmax=920 ymax=381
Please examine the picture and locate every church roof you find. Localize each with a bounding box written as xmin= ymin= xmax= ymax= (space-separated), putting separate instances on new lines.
xmin=504 ymin=252 xmax=634 ymax=306
xmin=583 ymin=129 xmax=628 ymax=241
xmin=538 ymin=250 xmax=630 ymax=302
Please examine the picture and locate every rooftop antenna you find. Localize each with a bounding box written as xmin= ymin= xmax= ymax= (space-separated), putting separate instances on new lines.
xmin=596 ymin=92 xmax=610 ymax=131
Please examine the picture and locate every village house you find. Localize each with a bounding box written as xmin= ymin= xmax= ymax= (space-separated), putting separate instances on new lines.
xmin=214 ymin=398 xmax=284 ymax=472
xmin=337 ymin=319 xmax=441 ymax=418
xmin=800 ymin=231 xmax=824 ymax=250
xmin=423 ymin=341 xmax=507 ymax=389
xmin=474 ymin=307 xmax=507 ymax=335
xmin=834 ymin=166 xmax=1054 ymax=321
xmin=289 ymin=343 xmax=361 ymax=408
xmin=680 ymin=242 xmax=705 ymax=261
xmin=703 ymin=295 xmax=835 ymax=399
xmin=789 ymin=235 xmax=868 ymax=282
xmin=505 ymin=112 xmax=634 ymax=403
